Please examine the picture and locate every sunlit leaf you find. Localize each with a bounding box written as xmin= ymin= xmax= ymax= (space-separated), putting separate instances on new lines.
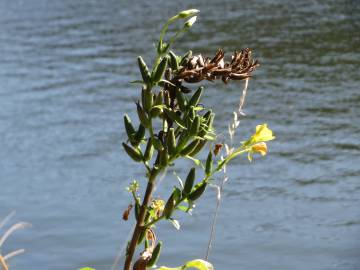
xmin=169 ymin=218 xmax=180 ymax=230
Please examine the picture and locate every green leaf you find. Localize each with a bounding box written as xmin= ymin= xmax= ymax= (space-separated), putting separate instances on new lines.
xmin=79 ymin=268 xmax=95 ymax=270
xmin=157 ymin=259 xmax=213 ymax=270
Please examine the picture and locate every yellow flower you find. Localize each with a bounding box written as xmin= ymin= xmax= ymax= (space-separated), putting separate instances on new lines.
xmin=252 ymin=124 xmax=275 ymax=142
xmin=150 ymin=199 xmax=165 ymax=212
xmin=252 ymin=142 xmax=268 ymax=156
xmin=248 ymin=142 xmax=269 ymax=161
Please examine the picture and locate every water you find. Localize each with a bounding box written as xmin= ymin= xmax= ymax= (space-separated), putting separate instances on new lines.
xmin=0 ymin=0 xmax=359 ymax=269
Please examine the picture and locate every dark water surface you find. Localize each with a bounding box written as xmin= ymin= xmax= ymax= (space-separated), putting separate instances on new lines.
xmin=1 ymin=0 xmax=359 ymax=269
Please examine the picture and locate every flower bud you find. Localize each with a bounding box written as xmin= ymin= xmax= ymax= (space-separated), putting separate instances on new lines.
xmin=178 ymin=9 xmax=199 ymax=18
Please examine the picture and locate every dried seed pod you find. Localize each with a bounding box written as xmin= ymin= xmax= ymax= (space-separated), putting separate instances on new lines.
xmin=122 ymin=204 xmax=133 ymax=221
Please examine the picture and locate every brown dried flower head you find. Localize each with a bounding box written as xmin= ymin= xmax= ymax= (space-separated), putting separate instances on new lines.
xmin=174 ymin=48 xmax=259 ymax=84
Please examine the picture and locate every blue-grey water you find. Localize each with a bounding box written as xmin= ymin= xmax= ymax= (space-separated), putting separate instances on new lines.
xmin=1 ymin=0 xmax=359 ymax=269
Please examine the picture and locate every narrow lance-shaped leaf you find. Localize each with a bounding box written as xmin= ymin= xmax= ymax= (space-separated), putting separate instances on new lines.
xmin=122 ymin=143 xmax=142 ymax=162
xmin=188 ymin=181 xmax=207 ymax=201
xmin=152 ymin=56 xmax=168 ymax=83
xmin=180 ymin=139 xmax=200 ymax=156
xmin=183 ymin=167 xmax=195 ymax=195
xmin=187 ymin=86 xmax=203 ymax=108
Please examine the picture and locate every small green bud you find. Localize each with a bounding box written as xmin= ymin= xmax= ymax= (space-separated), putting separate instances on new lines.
xmin=178 ymin=9 xmax=200 ymax=18
xmin=183 ymin=16 xmax=197 ymax=29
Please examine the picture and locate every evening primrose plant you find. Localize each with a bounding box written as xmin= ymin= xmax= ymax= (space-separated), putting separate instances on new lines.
xmin=83 ymin=8 xmax=274 ymax=270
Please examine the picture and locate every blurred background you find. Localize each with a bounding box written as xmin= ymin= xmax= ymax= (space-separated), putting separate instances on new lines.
xmin=0 ymin=0 xmax=359 ymax=269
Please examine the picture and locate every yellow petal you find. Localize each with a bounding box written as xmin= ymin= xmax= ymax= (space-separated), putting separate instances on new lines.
xmin=253 ymin=124 xmax=275 ymax=142
xmin=251 ymin=142 xmax=268 ymax=156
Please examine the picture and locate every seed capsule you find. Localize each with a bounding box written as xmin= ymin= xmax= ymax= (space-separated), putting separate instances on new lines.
xmin=205 ymin=151 xmax=213 ymax=176
xmin=134 ymin=124 xmax=145 ymax=145
xmin=141 ymin=88 xmax=153 ymax=112
xmin=124 ymin=114 xmax=136 ymax=144
xmin=122 ymin=143 xmax=142 ymax=162
xmin=136 ymin=102 xmax=150 ymax=128
xmin=159 ymin=148 xmax=168 ymax=167
xmin=137 ymin=56 xmax=151 ymax=85
xmin=166 ymin=128 xmax=176 ymax=156
xmin=183 ymin=167 xmax=195 ymax=195
xmin=143 ymin=138 xmax=154 ymax=161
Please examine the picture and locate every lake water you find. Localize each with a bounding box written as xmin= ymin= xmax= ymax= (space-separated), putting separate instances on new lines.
xmin=1 ymin=0 xmax=359 ymax=269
